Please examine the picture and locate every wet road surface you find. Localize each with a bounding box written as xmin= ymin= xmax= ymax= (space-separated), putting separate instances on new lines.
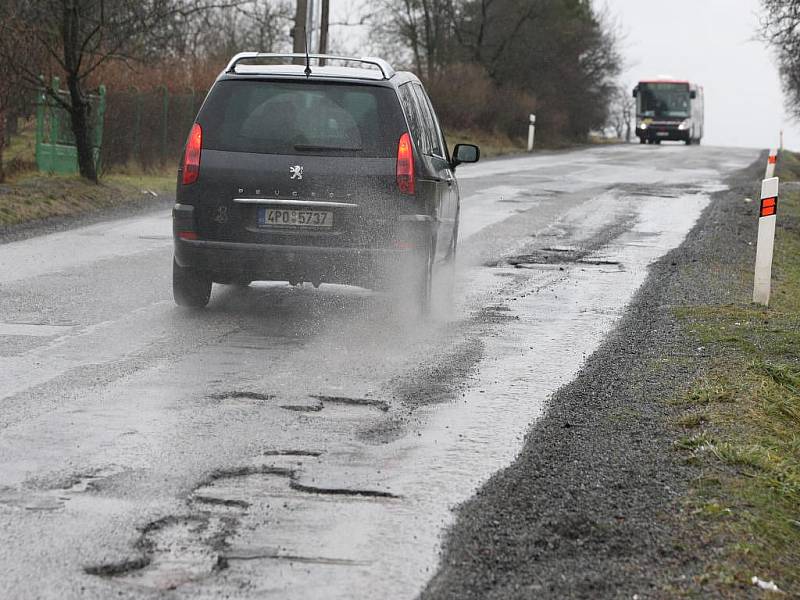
xmin=0 ymin=144 xmax=757 ymax=599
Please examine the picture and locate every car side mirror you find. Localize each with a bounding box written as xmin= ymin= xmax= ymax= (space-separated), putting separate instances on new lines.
xmin=632 ymin=87 xmax=638 ymax=98
xmin=690 ymin=90 xmax=697 ymax=99
xmin=452 ymin=143 xmax=480 ymax=168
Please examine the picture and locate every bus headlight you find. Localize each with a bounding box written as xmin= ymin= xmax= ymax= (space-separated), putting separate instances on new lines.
xmin=638 ymin=122 xmax=648 ymax=130
xmin=678 ymin=119 xmax=691 ymax=130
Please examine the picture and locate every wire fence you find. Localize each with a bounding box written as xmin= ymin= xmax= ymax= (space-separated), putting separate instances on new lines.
xmin=101 ymin=87 xmax=206 ymax=171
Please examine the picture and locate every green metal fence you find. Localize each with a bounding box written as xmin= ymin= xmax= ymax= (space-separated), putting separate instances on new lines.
xmin=34 ymin=80 xmax=204 ymax=174
xmin=35 ymin=77 xmax=106 ymax=175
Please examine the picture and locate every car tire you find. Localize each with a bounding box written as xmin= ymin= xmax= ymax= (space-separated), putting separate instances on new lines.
xmin=407 ymin=238 xmax=433 ymax=319
xmin=173 ymin=258 xmax=212 ymax=307
xmin=639 ymin=138 xmax=646 ymax=145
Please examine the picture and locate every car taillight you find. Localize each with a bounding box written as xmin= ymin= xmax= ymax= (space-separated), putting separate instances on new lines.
xmin=396 ymin=132 xmax=415 ymax=195
xmin=182 ymin=123 xmax=202 ymax=185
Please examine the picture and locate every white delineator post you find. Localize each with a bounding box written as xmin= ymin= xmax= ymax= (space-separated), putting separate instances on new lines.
xmin=765 ymin=149 xmax=778 ymax=179
xmin=753 ymin=177 xmax=779 ymax=306
xmin=527 ymin=114 xmax=536 ymax=152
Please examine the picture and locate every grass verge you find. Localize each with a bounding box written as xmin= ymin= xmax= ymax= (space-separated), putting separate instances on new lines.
xmin=446 ymin=128 xmax=526 ymax=158
xmin=1 ymin=122 xmax=174 ymax=229
xmin=0 ymin=172 xmax=174 ymax=227
xmin=673 ymin=151 xmax=800 ymax=595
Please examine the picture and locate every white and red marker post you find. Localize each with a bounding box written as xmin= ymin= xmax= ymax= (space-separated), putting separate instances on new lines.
xmin=753 ymin=176 xmax=779 ymax=306
xmin=765 ymin=149 xmax=778 ymax=179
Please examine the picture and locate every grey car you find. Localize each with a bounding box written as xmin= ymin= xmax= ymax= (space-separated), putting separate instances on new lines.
xmin=172 ymin=53 xmax=480 ymax=313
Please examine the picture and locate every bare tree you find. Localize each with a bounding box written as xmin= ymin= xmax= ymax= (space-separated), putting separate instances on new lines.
xmin=186 ymin=1 xmax=292 ymax=61
xmin=370 ymin=0 xmax=621 ymax=142
xmin=0 ymin=0 xmax=241 ymax=182
xmin=762 ymin=0 xmax=800 ymax=121
xmin=608 ymin=85 xmax=635 ymax=141
xmin=0 ymin=15 xmax=44 ymax=183
xmin=371 ymin=0 xmax=458 ymax=79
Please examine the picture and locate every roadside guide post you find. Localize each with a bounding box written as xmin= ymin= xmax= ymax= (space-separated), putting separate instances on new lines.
xmin=765 ymin=149 xmax=777 ymax=179
xmin=753 ymin=176 xmax=779 ymax=306
xmin=527 ymin=114 xmax=536 ymax=152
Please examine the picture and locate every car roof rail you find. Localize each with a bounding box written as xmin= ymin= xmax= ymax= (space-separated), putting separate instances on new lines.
xmin=224 ymin=53 xmax=396 ymax=80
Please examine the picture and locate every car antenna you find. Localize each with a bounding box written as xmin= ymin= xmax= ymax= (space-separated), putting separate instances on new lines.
xmin=304 ymin=28 xmax=312 ymax=78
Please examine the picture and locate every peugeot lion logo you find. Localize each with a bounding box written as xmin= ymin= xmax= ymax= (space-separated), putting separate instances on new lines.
xmin=212 ymin=205 xmax=228 ymax=224
xmin=289 ymin=165 xmax=304 ymax=180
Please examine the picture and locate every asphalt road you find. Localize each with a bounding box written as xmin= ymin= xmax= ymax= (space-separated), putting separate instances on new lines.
xmin=0 ymin=144 xmax=757 ymax=599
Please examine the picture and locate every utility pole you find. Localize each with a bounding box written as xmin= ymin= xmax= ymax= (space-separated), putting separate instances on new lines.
xmin=292 ymin=0 xmax=308 ymax=61
xmin=307 ymin=0 xmax=315 ymax=50
xmin=319 ymin=0 xmax=330 ymax=63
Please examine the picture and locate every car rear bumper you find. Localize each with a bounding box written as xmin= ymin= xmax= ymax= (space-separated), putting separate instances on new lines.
xmin=174 ymin=237 xmax=417 ymax=288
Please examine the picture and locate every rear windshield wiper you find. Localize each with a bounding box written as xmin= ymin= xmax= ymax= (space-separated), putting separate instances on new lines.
xmin=294 ymin=144 xmax=363 ymax=152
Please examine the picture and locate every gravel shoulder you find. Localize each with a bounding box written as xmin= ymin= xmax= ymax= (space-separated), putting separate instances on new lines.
xmin=422 ymin=155 xmax=766 ymax=599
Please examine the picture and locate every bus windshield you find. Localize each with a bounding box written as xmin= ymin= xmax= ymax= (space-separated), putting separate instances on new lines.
xmin=638 ymin=83 xmax=690 ymax=119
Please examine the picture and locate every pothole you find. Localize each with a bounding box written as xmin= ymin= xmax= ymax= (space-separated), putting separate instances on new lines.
xmin=222 ymin=548 xmax=372 ymax=566
xmin=576 ymin=259 xmax=622 ymax=267
xmin=262 ymin=449 xmax=323 ymax=457
xmin=0 ymin=489 xmax=65 ymax=512
xmin=310 ymin=395 xmax=390 ymax=412
xmin=87 ymin=462 xmax=397 ymax=589
xmin=85 ymin=515 xmax=232 ymax=590
xmin=279 ymin=395 xmax=390 ymax=413
xmin=197 ymin=465 xmax=400 ymax=501
xmin=289 ymin=480 xmax=400 ymax=499
xmin=192 ymin=495 xmax=251 ymax=509
xmin=280 ymin=403 xmax=324 ymax=412
xmin=207 ymin=391 xmax=274 ymax=402
xmin=60 ymin=465 xmax=127 ymax=493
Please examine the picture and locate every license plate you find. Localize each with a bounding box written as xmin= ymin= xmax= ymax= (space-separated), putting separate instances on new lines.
xmin=656 ymin=131 xmax=669 ymax=137
xmin=258 ymin=208 xmax=333 ymax=228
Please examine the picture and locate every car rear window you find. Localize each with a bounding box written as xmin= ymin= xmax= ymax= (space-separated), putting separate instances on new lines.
xmin=198 ymin=80 xmax=405 ymax=158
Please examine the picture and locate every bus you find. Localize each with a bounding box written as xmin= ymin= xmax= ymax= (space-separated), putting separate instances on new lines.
xmin=633 ymin=79 xmax=704 ymax=145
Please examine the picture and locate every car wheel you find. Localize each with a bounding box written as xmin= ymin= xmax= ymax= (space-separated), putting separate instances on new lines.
xmin=173 ymin=258 xmax=212 ymax=307
xmin=639 ymin=138 xmax=646 ymax=145
xmin=407 ymin=238 xmax=433 ymax=319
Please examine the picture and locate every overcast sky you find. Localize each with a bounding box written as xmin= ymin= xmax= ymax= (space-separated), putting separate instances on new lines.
xmin=331 ymin=0 xmax=796 ymax=150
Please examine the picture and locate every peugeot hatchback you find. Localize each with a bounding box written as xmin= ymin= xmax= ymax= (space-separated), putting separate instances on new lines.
xmin=172 ymin=53 xmax=479 ymax=312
